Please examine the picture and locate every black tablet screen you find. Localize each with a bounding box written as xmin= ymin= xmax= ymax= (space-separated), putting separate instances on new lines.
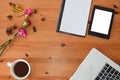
xmin=88 ymin=5 xmax=115 ymax=39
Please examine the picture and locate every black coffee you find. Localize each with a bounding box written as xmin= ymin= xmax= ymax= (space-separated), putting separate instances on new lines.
xmin=14 ymin=61 xmax=29 ymax=77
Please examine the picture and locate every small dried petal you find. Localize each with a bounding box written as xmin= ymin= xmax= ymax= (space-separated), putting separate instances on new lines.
xmin=45 ymin=72 xmax=49 ymax=74
xmin=33 ymin=26 xmax=37 ymax=32
xmin=113 ymin=4 xmax=118 ymax=9
xmin=7 ymin=15 xmax=13 ymax=21
xmin=41 ymin=17 xmax=46 ymax=21
xmin=61 ymin=43 xmax=66 ymax=47
xmin=0 ymin=60 xmax=3 ymax=63
xmin=9 ymin=2 xmax=16 ymax=7
xmin=12 ymin=25 xmax=18 ymax=30
xmin=25 ymin=53 xmax=29 ymax=57
xmin=6 ymin=27 xmax=13 ymax=36
xmin=33 ymin=9 xmax=37 ymax=13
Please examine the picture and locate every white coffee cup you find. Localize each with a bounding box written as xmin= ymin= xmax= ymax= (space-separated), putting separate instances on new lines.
xmin=7 ymin=59 xmax=31 ymax=80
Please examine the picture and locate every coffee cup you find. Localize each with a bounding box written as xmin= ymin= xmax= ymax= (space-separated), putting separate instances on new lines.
xmin=7 ymin=59 xmax=31 ymax=80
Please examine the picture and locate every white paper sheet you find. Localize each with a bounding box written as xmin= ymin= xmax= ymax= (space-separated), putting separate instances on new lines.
xmin=59 ymin=0 xmax=92 ymax=36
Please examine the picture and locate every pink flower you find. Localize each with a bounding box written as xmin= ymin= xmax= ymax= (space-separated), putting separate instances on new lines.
xmin=18 ymin=28 xmax=27 ymax=37
xmin=24 ymin=9 xmax=33 ymax=15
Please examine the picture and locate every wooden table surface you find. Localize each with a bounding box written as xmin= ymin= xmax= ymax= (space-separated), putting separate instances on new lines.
xmin=0 ymin=0 xmax=120 ymax=80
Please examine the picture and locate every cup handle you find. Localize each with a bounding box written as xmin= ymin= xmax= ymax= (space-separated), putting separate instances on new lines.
xmin=7 ymin=62 xmax=12 ymax=67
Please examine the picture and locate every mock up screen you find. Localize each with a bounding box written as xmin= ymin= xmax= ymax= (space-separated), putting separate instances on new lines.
xmin=90 ymin=9 xmax=113 ymax=35
xmin=57 ymin=0 xmax=92 ymax=37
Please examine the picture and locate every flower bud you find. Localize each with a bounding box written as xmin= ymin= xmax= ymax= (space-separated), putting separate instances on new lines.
xmin=22 ymin=19 xmax=31 ymax=27
xmin=24 ymin=9 xmax=33 ymax=15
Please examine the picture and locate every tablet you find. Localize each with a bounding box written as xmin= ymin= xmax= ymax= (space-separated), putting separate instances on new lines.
xmin=57 ymin=0 xmax=92 ymax=37
xmin=88 ymin=5 xmax=115 ymax=39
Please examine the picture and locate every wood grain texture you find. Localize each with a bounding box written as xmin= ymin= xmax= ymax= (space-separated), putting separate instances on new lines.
xmin=0 ymin=0 xmax=120 ymax=80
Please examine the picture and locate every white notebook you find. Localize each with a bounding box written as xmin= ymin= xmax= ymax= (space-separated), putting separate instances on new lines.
xmin=57 ymin=0 xmax=92 ymax=37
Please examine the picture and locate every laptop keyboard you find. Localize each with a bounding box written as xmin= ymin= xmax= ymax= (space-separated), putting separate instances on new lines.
xmin=95 ymin=63 xmax=120 ymax=80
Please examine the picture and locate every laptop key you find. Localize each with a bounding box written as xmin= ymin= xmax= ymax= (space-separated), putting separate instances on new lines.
xmin=106 ymin=63 xmax=110 ymax=67
xmin=95 ymin=76 xmax=100 ymax=80
xmin=116 ymin=76 xmax=119 ymax=79
xmin=101 ymin=70 xmax=105 ymax=73
xmin=118 ymin=73 xmax=120 ymax=76
xmin=112 ymin=75 xmax=115 ymax=78
xmin=104 ymin=73 xmax=107 ymax=76
xmin=102 ymin=76 xmax=105 ymax=79
xmin=110 ymin=78 xmax=113 ymax=80
xmin=98 ymin=72 xmax=103 ymax=77
xmin=108 ymin=73 xmax=112 ymax=77
xmin=114 ymin=70 xmax=119 ymax=75
xmin=103 ymin=66 xmax=107 ymax=70
xmin=111 ymin=68 xmax=115 ymax=74
xmin=106 ymin=76 xmax=110 ymax=80
xmin=106 ymin=66 xmax=112 ymax=73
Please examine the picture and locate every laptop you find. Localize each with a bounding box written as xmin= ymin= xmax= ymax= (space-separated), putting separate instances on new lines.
xmin=57 ymin=0 xmax=92 ymax=37
xmin=70 ymin=48 xmax=120 ymax=80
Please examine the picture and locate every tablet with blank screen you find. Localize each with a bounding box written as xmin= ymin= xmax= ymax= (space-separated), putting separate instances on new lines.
xmin=57 ymin=0 xmax=92 ymax=37
xmin=88 ymin=5 xmax=115 ymax=39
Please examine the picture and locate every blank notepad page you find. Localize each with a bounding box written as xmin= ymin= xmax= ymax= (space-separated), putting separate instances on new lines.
xmin=59 ymin=0 xmax=92 ymax=36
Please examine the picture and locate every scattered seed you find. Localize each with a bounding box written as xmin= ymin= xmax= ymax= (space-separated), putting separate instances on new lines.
xmin=41 ymin=17 xmax=46 ymax=21
xmin=32 ymin=26 xmax=37 ymax=32
xmin=9 ymin=2 xmax=16 ymax=7
xmin=33 ymin=9 xmax=37 ymax=13
xmin=7 ymin=15 xmax=13 ymax=21
xmin=113 ymin=4 xmax=118 ymax=9
xmin=45 ymin=72 xmax=49 ymax=74
xmin=0 ymin=60 xmax=3 ymax=63
xmin=25 ymin=53 xmax=29 ymax=57
xmin=61 ymin=43 xmax=66 ymax=47
xmin=12 ymin=25 xmax=18 ymax=30
xmin=6 ymin=27 xmax=13 ymax=36
xmin=9 ymin=2 xmax=13 ymax=6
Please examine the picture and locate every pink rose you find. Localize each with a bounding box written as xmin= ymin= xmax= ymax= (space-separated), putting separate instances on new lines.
xmin=18 ymin=28 xmax=27 ymax=37
xmin=24 ymin=9 xmax=33 ymax=15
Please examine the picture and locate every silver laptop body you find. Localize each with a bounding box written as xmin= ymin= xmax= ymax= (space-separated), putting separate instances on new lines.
xmin=70 ymin=48 xmax=120 ymax=80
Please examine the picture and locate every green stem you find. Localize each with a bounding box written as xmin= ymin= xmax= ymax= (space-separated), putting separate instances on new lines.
xmin=12 ymin=32 xmax=18 ymax=40
xmin=0 ymin=41 xmax=7 ymax=49
xmin=0 ymin=32 xmax=18 ymax=56
xmin=0 ymin=43 xmax=8 ymax=56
